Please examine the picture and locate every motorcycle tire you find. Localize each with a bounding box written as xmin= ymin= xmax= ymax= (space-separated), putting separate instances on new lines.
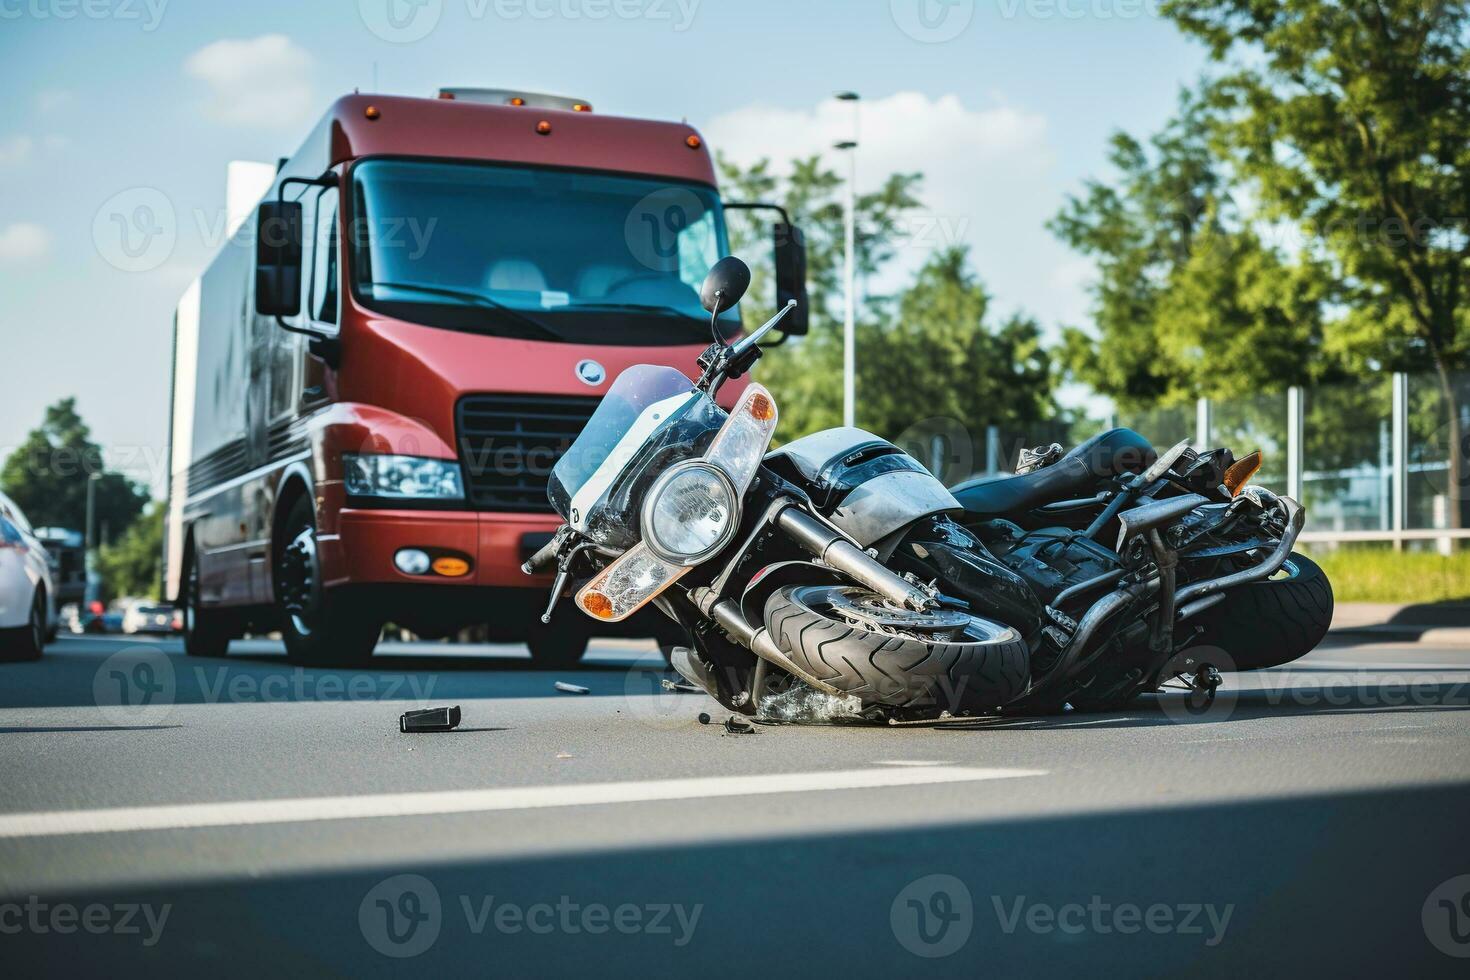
xmin=1188 ymin=552 xmax=1334 ymax=671
xmin=763 ymin=585 xmax=1030 ymax=717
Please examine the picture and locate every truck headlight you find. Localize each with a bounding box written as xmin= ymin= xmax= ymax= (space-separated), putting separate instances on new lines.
xmin=343 ymin=453 xmax=465 ymax=500
xmin=640 ymin=461 xmax=738 ymax=565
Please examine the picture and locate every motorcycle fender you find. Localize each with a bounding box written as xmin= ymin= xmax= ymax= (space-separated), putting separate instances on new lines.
xmin=739 ymin=560 xmax=847 ymax=627
xmin=831 ymin=469 xmax=961 ymax=548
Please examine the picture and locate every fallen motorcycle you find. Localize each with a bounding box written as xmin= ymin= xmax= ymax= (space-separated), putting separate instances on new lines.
xmin=525 ymin=256 xmax=1332 ymax=721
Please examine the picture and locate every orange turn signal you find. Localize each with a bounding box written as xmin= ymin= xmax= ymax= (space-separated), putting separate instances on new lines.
xmin=1223 ymin=451 xmax=1263 ymax=497
xmin=748 ymin=392 xmax=776 ymax=421
xmin=431 ymin=556 xmax=471 ymax=578
xmin=582 ymin=591 xmax=614 ymax=619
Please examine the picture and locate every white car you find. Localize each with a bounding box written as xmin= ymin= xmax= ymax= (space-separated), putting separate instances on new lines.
xmin=0 ymin=490 xmax=56 ymax=660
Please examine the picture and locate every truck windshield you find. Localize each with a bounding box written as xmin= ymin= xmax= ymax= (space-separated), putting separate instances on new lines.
xmin=349 ymin=159 xmax=738 ymax=346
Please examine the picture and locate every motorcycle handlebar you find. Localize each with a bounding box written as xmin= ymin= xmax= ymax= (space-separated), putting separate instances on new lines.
xmin=522 ymin=535 xmax=562 ymax=576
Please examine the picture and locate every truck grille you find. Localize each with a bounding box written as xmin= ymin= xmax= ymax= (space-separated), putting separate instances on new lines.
xmin=456 ymin=394 xmax=600 ymax=512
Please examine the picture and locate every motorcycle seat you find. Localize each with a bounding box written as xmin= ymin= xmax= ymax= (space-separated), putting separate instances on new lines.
xmin=951 ymin=428 xmax=1158 ymax=519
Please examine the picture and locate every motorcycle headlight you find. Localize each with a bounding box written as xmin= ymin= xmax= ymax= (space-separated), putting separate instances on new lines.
xmin=640 ymin=461 xmax=738 ymax=565
xmin=343 ymin=453 xmax=465 ymax=500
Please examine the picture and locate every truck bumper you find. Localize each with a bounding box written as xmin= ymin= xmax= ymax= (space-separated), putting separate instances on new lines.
xmin=329 ymin=508 xmax=561 ymax=589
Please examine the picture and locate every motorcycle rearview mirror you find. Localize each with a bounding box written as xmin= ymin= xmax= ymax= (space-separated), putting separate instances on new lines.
xmin=700 ymin=256 xmax=751 ymax=338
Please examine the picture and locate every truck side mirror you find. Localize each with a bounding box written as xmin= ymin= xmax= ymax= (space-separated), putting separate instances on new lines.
xmin=255 ymin=200 xmax=303 ymax=317
xmin=773 ymin=222 xmax=808 ymax=337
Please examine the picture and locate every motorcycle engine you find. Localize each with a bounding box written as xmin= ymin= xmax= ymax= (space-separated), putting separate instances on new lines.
xmin=973 ymin=520 xmax=1123 ymax=607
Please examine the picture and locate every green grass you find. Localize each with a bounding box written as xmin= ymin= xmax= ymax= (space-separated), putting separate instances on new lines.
xmin=1305 ymin=547 xmax=1470 ymax=604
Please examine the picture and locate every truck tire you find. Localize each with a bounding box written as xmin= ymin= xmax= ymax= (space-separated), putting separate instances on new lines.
xmin=0 ymin=588 xmax=46 ymax=662
xmin=763 ymin=585 xmax=1030 ymax=717
xmin=1190 ymin=552 xmax=1334 ymax=671
xmin=182 ymin=548 xmax=235 ymax=658
xmin=276 ymin=496 xmax=382 ymax=667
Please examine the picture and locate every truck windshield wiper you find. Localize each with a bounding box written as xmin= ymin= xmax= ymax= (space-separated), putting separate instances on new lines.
xmin=364 ymin=280 xmax=564 ymax=341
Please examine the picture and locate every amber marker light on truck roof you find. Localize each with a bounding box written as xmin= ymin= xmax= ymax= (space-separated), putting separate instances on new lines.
xmin=508 ymin=97 xmax=525 ymax=106
xmin=536 ymin=120 xmax=552 ymax=135
xmin=364 ymin=105 xmax=381 ymax=120
xmin=686 ymin=134 xmax=702 ymax=149
xmin=572 ymin=103 xmax=591 ymax=112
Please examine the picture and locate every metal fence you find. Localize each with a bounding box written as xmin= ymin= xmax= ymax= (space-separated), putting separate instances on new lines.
xmin=1109 ymin=371 xmax=1470 ymax=549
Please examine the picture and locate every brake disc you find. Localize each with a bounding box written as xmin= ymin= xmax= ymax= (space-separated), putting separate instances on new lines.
xmin=825 ymin=588 xmax=971 ymax=634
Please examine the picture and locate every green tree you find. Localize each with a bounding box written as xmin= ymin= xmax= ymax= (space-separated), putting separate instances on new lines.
xmin=1048 ymin=91 xmax=1336 ymax=410
xmin=96 ymin=504 xmax=164 ymax=602
xmin=1164 ymin=0 xmax=1470 ymax=516
xmin=0 ymin=398 xmax=148 ymax=543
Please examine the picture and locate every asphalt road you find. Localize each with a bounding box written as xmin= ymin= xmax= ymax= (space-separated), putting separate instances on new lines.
xmin=2 ymin=632 xmax=1468 ymax=977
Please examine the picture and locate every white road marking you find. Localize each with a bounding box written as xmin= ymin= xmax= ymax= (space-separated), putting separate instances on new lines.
xmin=0 ymin=766 xmax=1046 ymax=839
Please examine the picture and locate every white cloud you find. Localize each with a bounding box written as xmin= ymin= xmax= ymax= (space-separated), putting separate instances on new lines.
xmin=0 ymin=135 xmax=34 ymax=166
xmin=0 ymin=223 xmax=52 ymax=261
xmin=183 ymin=34 xmax=313 ymax=127
xmin=705 ymin=92 xmax=1082 ymax=329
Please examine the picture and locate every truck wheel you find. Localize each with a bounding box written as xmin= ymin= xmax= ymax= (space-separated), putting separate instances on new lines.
xmin=763 ymin=585 xmax=1030 ymax=718
xmin=525 ymin=614 xmax=590 ymax=669
xmin=276 ymin=496 xmax=382 ymax=667
xmin=1189 ymin=552 xmax=1334 ymax=671
xmin=183 ymin=548 xmax=234 ymax=658
xmin=0 ymin=589 xmax=46 ymax=662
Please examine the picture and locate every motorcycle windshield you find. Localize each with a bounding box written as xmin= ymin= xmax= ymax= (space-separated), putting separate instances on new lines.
xmin=549 ymin=364 xmax=727 ymax=549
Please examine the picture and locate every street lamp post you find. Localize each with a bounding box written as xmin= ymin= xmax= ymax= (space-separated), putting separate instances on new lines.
xmin=84 ymin=471 xmax=100 ymax=571
xmin=834 ymin=91 xmax=860 ymax=429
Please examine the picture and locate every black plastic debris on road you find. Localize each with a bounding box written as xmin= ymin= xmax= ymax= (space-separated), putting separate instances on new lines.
xmin=400 ymin=706 xmax=462 ymax=733
xmin=723 ymin=715 xmax=759 ymax=735
xmin=554 ymin=681 xmax=590 ymax=695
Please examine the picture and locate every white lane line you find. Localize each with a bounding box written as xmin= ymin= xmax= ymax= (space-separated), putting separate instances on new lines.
xmin=0 ymin=766 xmax=1045 ymax=839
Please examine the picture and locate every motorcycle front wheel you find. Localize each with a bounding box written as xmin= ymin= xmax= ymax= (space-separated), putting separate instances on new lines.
xmin=763 ymin=585 xmax=1029 ymax=719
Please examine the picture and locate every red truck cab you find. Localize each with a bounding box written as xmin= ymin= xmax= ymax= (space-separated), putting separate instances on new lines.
xmin=164 ymin=89 xmax=806 ymax=665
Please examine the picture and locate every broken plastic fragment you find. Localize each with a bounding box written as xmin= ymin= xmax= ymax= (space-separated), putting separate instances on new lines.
xmin=400 ymin=706 xmax=462 ymax=733
xmin=723 ymin=715 xmax=759 ymax=735
xmin=757 ymin=683 xmax=861 ymax=723
xmin=554 ymin=682 xmax=590 ymax=695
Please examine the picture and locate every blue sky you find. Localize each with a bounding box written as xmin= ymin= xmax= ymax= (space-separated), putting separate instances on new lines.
xmin=0 ymin=0 xmax=1205 ymax=493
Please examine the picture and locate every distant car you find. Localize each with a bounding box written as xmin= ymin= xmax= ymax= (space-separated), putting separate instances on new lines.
xmin=122 ymin=601 xmax=182 ymax=635
xmin=0 ymin=491 xmax=56 ymax=660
